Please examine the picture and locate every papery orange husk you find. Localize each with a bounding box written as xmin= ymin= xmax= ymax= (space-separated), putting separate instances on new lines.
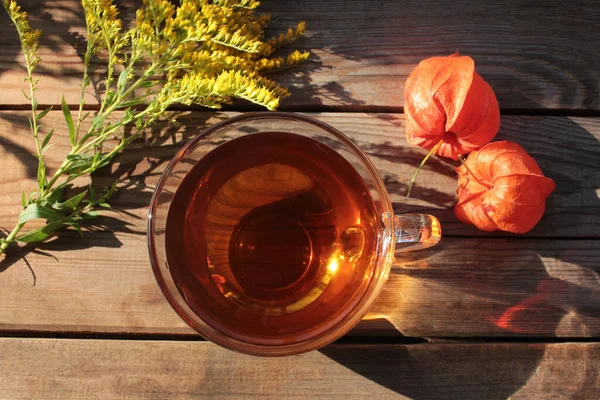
xmin=454 ymin=141 xmax=556 ymax=234
xmin=404 ymin=53 xmax=500 ymax=160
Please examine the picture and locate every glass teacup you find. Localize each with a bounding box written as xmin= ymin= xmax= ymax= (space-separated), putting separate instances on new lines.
xmin=148 ymin=112 xmax=440 ymax=356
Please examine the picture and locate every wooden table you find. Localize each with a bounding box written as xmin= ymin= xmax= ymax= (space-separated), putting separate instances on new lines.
xmin=0 ymin=1 xmax=599 ymax=398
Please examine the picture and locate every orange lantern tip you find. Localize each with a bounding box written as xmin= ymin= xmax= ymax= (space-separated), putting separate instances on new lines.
xmin=404 ymin=53 xmax=500 ymax=160
xmin=454 ymin=141 xmax=556 ymax=234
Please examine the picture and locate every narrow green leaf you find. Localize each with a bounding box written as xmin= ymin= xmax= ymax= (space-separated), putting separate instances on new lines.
xmin=21 ymin=192 xmax=27 ymax=208
xmin=52 ymin=191 xmax=87 ymax=211
xmin=61 ymin=96 xmax=75 ymax=145
xmin=138 ymin=80 xmax=160 ymax=88
xmin=65 ymin=153 xmax=82 ymax=161
xmin=64 ymin=221 xmax=83 ymax=237
xmin=18 ymin=203 xmax=67 ymax=225
xmin=99 ymin=202 xmax=111 ymax=208
xmin=105 ymin=91 xmax=117 ymax=106
xmin=27 ymin=191 xmax=38 ymax=205
xmin=89 ymin=185 xmax=96 ymax=202
xmin=16 ymin=221 xmax=64 ymax=243
xmin=37 ymin=106 xmax=52 ymax=120
xmin=64 ymin=154 xmax=94 ymax=175
xmin=37 ymin=158 xmax=47 ymax=189
xmin=47 ymin=186 xmax=65 ymax=204
xmin=40 ymin=143 xmax=55 ymax=157
xmin=117 ymin=68 xmax=129 ymax=95
xmin=91 ymin=115 xmax=105 ymax=130
xmin=41 ymin=128 xmax=55 ymax=148
xmin=81 ymin=211 xmax=99 ymax=220
xmin=94 ymin=154 xmax=113 ymax=170
xmin=119 ymin=98 xmax=145 ymax=108
xmin=21 ymin=88 xmax=30 ymax=101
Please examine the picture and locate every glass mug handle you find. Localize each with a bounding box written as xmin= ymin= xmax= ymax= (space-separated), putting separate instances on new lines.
xmin=393 ymin=213 xmax=441 ymax=253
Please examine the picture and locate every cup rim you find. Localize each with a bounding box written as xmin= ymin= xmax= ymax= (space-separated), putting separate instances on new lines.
xmin=147 ymin=111 xmax=394 ymax=356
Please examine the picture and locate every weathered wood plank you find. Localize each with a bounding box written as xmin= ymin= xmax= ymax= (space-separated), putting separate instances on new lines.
xmin=1 ymin=1 xmax=599 ymax=110
xmin=0 ymin=233 xmax=598 ymax=337
xmin=0 ymin=339 xmax=598 ymax=400
xmin=0 ymin=111 xmax=597 ymax=237
xmin=0 ymin=229 xmax=598 ymax=337
xmin=0 ymin=111 xmax=597 ymax=337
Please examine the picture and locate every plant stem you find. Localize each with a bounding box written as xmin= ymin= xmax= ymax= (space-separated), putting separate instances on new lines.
xmin=13 ymin=21 xmax=43 ymax=165
xmin=75 ymin=56 xmax=92 ymax=143
xmin=0 ymin=223 xmax=25 ymax=255
xmin=26 ymin=65 xmax=41 ymax=156
xmin=39 ymin=159 xmax=70 ymax=198
xmin=75 ymin=107 xmax=152 ymax=155
xmin=404 ymin=139 xmax=444 ymax=200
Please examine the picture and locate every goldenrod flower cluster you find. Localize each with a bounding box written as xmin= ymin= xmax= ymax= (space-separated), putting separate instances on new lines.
xmin=0 ymin=0 xmax=308 ymax=254
xmin=83 ymin=0 xmax=309 ymax=110
xmin=2 ymin=0 xmax=41 ymax=70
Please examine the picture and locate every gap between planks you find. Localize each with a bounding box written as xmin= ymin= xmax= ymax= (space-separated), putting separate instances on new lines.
xmin=1 ymin=330 xmax=599 ymax=345
xmin=4 ymin=104 xmax=600 ymax=118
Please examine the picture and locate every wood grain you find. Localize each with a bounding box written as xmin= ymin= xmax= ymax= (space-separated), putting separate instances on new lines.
xmin=0 ymin=338 xmax=598 ymax=399
xmin=1 ymin=1 xmax=599 ymax=110
xmin=0 ymin=233 xmax=598 ymax=337
xmin=0 ymin=111 xmax=597 ymax=337
xmin=0 ymin=111 xmax=597 ymax=238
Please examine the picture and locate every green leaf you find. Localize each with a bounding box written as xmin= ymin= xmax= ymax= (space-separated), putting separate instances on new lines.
xmin=46 ymin=186 xmax=65 ymax=204
xmin=64 ymin=154 xmax=94 ymax=175
xmin=89 ymin=185 xmax=96 ymax=203
xmin=94 ymin=154 xmax=113 ymax=170
xmin=18 ymin=203 xmax=67 ymax=225
xmin=37 ymin=106 xmax=52 ymax=120
xmin=99 ymin=202 xmax=111 ymax=208
xmin=41 ymin=128 xmax=54 ymax=148
xmin=105 ymin=91 xmax=117 ymax=106
xmin=117 ymin=68 xmax=129 ymax=95
xmin=21 ymin=192 xmax=27 ymax=208
xmin=16 ymin=221 xmax=64 ymax=243
xmin=91 ymin=115 xmax=105 ymax=130
xmin=52 ymin=191 xmax=87 ymax=211
xmin=40 ymin=143 xmax=55 ymax=157
xmin=81 ymin=210 xmax=100 ymax=220
xmin=119 ymin=98 xmax=144 ymax=108
xmin=61 ymin=96 xmax=75 ymax=145
xmin=138 ymin=80 xmax=160 ymax=88
xmin=64 ymin=221 xmax=83 ymax=237
xmin=37 ymin=158 xmax=47 ymax=189
xmin=27 ymin=191 xmax=39 ymax=205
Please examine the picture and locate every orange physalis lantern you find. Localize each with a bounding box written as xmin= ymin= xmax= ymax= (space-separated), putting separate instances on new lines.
xmin=404 ymin=53 xmax=500 ymax=160
xmin=454 ymin=141 xmax=556 ymax=234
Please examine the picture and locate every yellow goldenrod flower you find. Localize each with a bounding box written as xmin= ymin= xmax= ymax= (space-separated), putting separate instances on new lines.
xmin=1 ymin=0 xmax=308 ymax=253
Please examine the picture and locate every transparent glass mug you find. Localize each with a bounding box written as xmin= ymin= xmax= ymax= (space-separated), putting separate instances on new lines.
xmin=148 ymin=112 xmax=440 ymax=356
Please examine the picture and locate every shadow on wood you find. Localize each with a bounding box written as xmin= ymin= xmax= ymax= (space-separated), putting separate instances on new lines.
xmin=89 ymin=112 xmax=229 ymax=221
xmin=261 ymin=0 xmax=600 ymax=110
xmin=320 ymin=342 xmax=600 ymax=399
xmin=0 ymin=111 xmax=223 ymax=275
xmin=0 ymin=216 xmax=132 ymax=276
xmin=368 ymin=238 xmax=600 ymax=337
xmin=320 ymin=343 xmax=543 ymax=400
xmin=0 ymin=1 xmax=87 ymax=93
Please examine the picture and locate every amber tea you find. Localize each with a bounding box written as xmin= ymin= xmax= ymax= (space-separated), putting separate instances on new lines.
xmin=165 ymin=132 xmax=378 ymax=345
